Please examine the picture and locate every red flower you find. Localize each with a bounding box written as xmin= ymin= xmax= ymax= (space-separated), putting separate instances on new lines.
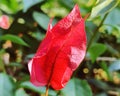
xmin=0 ymin=15 xmax=10 ymax=29
xmin=28 ymin=5 xmax=86 ymax=90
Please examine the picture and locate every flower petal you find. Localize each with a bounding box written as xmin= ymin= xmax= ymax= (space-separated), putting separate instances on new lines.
xmin=0 ymin=15 xmax=10 ymax=29
xmin=29 ymin=56 xmax=47 ymax=86
xmin=49 ymin=5 xmax=86 ymax=89
xmin=28 ymin=4 xmax=86 ymax=90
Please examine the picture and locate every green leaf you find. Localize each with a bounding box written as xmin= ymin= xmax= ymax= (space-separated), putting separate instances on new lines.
xmin=29 ymin=31 xmax=45 ymax=41
xmin=88 ymin=43 xmax=107 ymax=63
xmin=101 ymin=8 xmax=120 ymax=42
xmin=9 ymin=62 xmax=23 ymax=67
xmin=100 ymin=24 xmax=120 ymax=43
xmin=41 ymin=0 xmax=69 ymax=17
xmin=15 ymin=88 xmax=29 ymax=96
xmin=0 ymin=49 xmax=5 ymax=71
xmin=33 ymin=12 xmax=57 ymax=30
xmin=0 ymin=73 xmax=15 ymax=96
xmin=58 ymin=0 xmax=75 ymax=9
xmin=23 ymin=0 xmax=43 ymax=12
xmin=105 ymin=43 xmax=119 ymax=56
xmin=33 ymin=12 xmax=49 ymax=30
xmin=61 ymin=78 xmax=92 ymax=96
xmin=100 ymin=62 xmax=112 ymax=80
xmin=0 ymin=34 xmax=29 ymax=47
xmin=0 ymin=0 xmax=21 ymax=14
xmin=89 ymin=0 xmax=120 ymax=19
xmin=104 ymin=8 xmax=120 ymax=25
xmin=20 ymin=81 xmax=57 ymax=95
xmin=109 ymin=60 xmax=120 ymax=71
xmin=20 ymin=81 xmax=44 ymax=93
xmin=89 ymin=79 xmax=110 ymax=91
xmin=111 ymin=25 xmax=120 ymax=43
xmin=95 ymin=92 xmax=107 ymax=96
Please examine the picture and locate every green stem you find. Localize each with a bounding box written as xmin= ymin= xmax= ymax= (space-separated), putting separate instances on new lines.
xmin=87 ymin=13 xmax=109 ymax=51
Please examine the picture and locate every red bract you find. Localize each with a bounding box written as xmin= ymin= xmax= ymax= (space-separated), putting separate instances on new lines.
xmin=28 ymin=5 xmax=86 ymax=90
xmin=0 ymin=15 xmax=10 ymax=29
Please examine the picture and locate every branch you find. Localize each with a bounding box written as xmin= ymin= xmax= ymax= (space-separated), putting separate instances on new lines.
xmin=87 ymin=13 xmax=109 ymax=51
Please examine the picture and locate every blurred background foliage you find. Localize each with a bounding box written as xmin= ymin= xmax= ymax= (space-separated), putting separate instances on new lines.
xmin=0 ymin=0 xmax=120 ymax=96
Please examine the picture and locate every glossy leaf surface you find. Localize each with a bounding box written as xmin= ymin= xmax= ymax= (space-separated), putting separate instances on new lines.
xmin=28 ymin=5 xmax=86 ymax=90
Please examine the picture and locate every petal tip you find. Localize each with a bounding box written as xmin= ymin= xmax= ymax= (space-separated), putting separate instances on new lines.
xmin=28 ymin=59 xmax=33 ymax=74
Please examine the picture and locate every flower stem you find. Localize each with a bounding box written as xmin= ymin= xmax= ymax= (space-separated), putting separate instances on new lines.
xmin=45 ymin=84 xmax=50 ymax=96
xmin=87 ymin=13 xmax=109 ymax=51
xmin=84 ymin=13 xmax=90 ymax=21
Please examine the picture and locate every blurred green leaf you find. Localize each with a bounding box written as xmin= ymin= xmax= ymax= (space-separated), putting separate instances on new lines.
xmin=41 ymin=0 xmax=69 ymax=17
xmin=88 ymin=79 xmax=110 ymax=91
xmin=58 ymin=0 xmax=75 ymax=9
xmin=9 ymin=62 xmax=23 ymax=67
xmin=86 ymin=21 xmax=97 ymax=41
xmin=20 ymin=81 xmax=57 ymax=95
xmin=0 ymin=49 xmax=5 ymax=71
xmin=33 ymin=12 xmax=49 ymax=30
xmin=29 ymin=31 xmax=45 ymax=41
xmin=100 ymin=62 xmax=112 ymax=80
xmin=26 ymin=54 xmax=34 ymax=59
xmin=61 ymin=78 xmax=92 ymax=96
xmin=88 ymin=43 xmax=107 ymax=62
xmin=23 ymin=0 xmax=43 ymax=12
xmin=105 ymin=43 xmax=119 ymax=56
xmin=109 ymin=60 xmax=120 ymax=71
xmin=15 ymin=88 xmax=29 ymax=96
xmin=103 ymin=8 xmax=120 ymax=43
xmin=89 ymin=0 xmax=120 ymax=19
xmin=33 ymin=12 xmax=57 ymax=30
xmin=0 ymin=34 xmax=29 ymax=47
xmin=95 ymin=92 xmax=107 ymax=96
xmin=0 ymin=73 xmax=15 ymax=96
xmin=20 ymin=81 xmax=44 ymax=93
xmin=0 ymin=0 xmax=21 ymax=14
xmin=100 ymin=24 xmax=120 ymax=42
xmin=111 ymin=25 xmax=120 ymax=43
xmin=104 ymin=8 xmax=120 ymax=25
xmin=0 ymin=56 xmax=4 ymax=71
